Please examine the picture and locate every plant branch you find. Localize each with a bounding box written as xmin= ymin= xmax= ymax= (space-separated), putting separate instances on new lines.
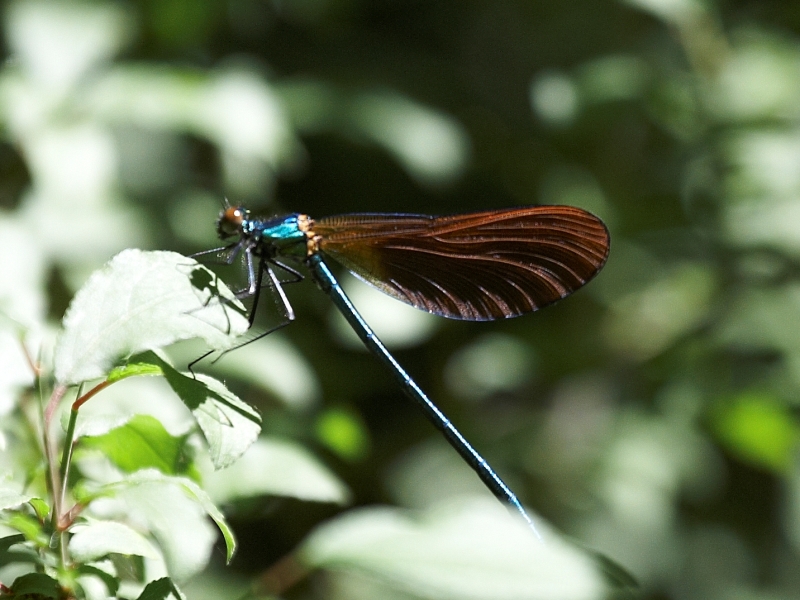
xmin=72 ymin=379 xmax=112 ymax=411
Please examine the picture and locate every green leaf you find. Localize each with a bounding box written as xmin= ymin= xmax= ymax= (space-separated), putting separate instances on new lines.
xmin=147 ymin=352 xmax=261 ymax=469
xmin=301 ymin=498 xmax=610 ymax=600
xmin=187 ymin=487 xmax=236 ymax=565
xmin=0 ymin=533 xmax=25 ymax=551
xmin=107 ymin=361 xmax=164 ymax=383
xmin=54 ymin=250 xmax=249 ymax=386
xmin=203 ymin=437 xmax=350 ymax=505
xmin=138 ymin=469 xmax=236 ymax=565
xmin=0 ymin=482 xmax=32 ymax=511
xmin=10 ymin=572 xmax=61 ymax=598
xmin=5 ymin=513 xmax=48 ymax=547
xmin=315 ymin=407 xmax=370 ymax=461
xmin=188 ymin=374 xmax=262 ymax=470
xmin=107 ymin=469 xmax=236 ymax=574
xmin=82 ymin=414 xmax=193 ymax=476
xmin=29 ymin=498 xmax=50 ymax=522
xmin=69 ymin=520 xmax=159 ymax=562
xmin=711 ymin=392 xmax=799 ymax=473
xmin=76 ymin=564 xmax=120 ymax=598
xmin=0 ymin=533 xmax=39 ymax=568
xmin=70 ymin=370 xmax=194 ymax=440
xmin=136 ymin=577 xmax=187 ymax=600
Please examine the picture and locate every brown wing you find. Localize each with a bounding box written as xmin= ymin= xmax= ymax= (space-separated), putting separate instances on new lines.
xmin=313 ymin=206 xmax=610 ymax=321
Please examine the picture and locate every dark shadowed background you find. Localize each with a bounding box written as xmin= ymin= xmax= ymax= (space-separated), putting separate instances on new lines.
xmin=2 ymin=1 xmax=800 ymax=598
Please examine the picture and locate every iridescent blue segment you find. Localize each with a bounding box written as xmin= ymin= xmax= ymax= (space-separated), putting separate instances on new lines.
xmin=248 ymin=214 xmax=305 ymax=242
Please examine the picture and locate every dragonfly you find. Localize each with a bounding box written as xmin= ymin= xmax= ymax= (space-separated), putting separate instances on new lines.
xmin=207 ymin=204 xmax=610 ymax=536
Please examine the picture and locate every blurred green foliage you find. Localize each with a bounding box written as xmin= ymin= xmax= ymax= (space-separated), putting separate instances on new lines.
xmin=2 ymin=0 xmax=800 ymax=598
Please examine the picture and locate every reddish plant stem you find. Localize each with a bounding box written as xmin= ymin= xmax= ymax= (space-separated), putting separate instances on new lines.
xmin=72 ymin=380 xmax=112 ymax=411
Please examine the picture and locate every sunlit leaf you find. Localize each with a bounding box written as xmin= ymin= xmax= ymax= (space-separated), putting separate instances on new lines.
xmin=110 ymin=469 xmax=236 ymax=571
xmin=203 ymin=437 xmax=350 ymax=505
xmin=69 ymin=520 xmax=159 ymax=562
xmin=28 ymin=498 xmax=49 ymax=522
xmin=107 ymin=361 xmax=164 ymax=383
xmin=4 ymin=513 xmax=47 ymax=547
xmin=0 ymin=481 xmax=32 ymax=511
xmin=301 ymin=498 xmax=609 ymax=600
xmin=72 ymin=373 xmax=195 ymax=439
xmin=81 ymin=414 xmax=194 ymax=477
xmin=146 ymin=352 xmax=261 ymax=469
xmin=55 ymin=250 xmax=248 ymax=386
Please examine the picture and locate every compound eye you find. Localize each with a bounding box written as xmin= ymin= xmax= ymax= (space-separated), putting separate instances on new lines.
xmin=217 ymin=206 xmax=248 ymax=238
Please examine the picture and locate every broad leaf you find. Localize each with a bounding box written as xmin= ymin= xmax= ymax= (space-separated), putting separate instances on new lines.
xmin=0 ymin=481 xmax=32 ymax=511
xmin=69 ymin=520 xmax=159 ymax=562
xmin=81 ymin=414 xmax=194 ymax=477
xmin=72 ymin=371 xmax=195 ymax=439
xmin=108 ymin=469 xmax=236 ymax=574
xmin=29 ymin=498 xmax=49 ymax=522
xmin=136 ymin=577 xmax=187 ymax=600
xmin=0 ymin=533 xmax=39 ymax=568
xmin=10 ymin=572 xmax=61 ymax=598
xmin=203 ymin=437 xmax=349 ymax=505
xmin=76 ymin=564 xmax=120 ymax=598
xmin=55 ymin=250 xmax=248 ymax=386
xmin=147 ymin=352 xmax=261 ymax=469
xmin=5 ymin=513 xmax=48 ymax=547
xmin=301 ymin=498 xmax=610 ymax=600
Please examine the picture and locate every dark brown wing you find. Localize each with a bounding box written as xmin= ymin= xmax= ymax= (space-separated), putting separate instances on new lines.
xmin=314 ymin=206 xmax=610 ymax=320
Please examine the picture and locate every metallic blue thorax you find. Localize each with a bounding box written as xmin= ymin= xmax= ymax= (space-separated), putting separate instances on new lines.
xmin=238 ymin=213 xmax=308 ymax=259
xmin=246 ymin=214 xmax=304 ymax=242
